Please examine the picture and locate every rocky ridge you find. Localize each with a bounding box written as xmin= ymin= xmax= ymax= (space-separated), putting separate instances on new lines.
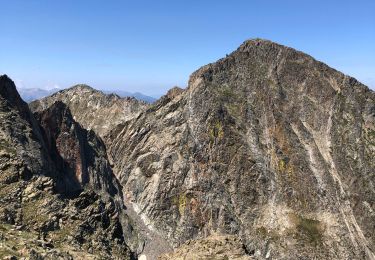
xmin=30 ymin=84 xmax=148 ymax=138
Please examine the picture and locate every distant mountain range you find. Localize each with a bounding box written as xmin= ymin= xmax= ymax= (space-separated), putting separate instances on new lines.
xmin=18 ymin=87 xmax=157 ymax=103
xmin=17 ymin=87 xmax=60 ymax=102
xmin=103 ymin=90 xmax=156 ymax=103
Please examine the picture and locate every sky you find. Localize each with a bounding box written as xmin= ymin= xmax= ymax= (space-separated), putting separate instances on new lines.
xmin=0 ymin=0 xmax=374 ymax=97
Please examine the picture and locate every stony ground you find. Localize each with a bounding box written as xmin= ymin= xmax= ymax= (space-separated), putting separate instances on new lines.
xmin=159 ymin=235 xmax=253 ymax=260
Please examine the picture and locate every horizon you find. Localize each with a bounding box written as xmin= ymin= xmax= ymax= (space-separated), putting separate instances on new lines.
xmin=1 ymin=0 xmax=374 ymax=97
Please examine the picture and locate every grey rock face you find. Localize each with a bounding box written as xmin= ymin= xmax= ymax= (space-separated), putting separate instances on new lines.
xmin=106 ymin=39 xmax=375 ymax=259
xmin=30 ymin=84 xmax=148 ymax=138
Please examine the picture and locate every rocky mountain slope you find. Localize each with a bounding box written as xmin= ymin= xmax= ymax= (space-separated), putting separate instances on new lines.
xmin=0 ymin=75 xmax=141 ymax=259
xmin=30 ymin=84 xmax=148 ymax=138
xmin=105 ymin=39 xmax=375 ymax=259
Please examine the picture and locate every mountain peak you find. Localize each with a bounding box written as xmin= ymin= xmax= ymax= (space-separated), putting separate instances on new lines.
xmin=0 ymin=74 xmax=22 ymax=102
xmin=242 ymin=37 xmax=277 ymax=45
xmin=188 ymin=37 xmax=348 ymax=94
xmin=106 ymin=39 xmax=375 ymax=259
xmin=0 ymin=74 xmax=11 ymax=80
xmin=0 ymin=74 xmax=34 ymax=120
xmin=67 ymin=84 xmax=96 ymax=92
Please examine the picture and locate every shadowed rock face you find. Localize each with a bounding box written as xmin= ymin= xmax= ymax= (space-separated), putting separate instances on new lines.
xmin=35 ymin=101 xmax=88 ymax=194
xmin=30 ymin=84 xmax=148 ymax=138
xmin=34 ymin=100 xmax=122 ymax=198
xmin=106 ymin=39 xmax=375 ymax=259
xmin=0 ymin=76 xmax=139 ymax=259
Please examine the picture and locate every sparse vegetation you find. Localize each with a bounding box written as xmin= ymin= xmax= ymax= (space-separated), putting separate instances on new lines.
xmin=289 ymin=213 xmax=323 ymax=245
xmin=209 ymin=121 xmax=224 ymax=142
xmin=22 ymin=196 xmax=49 ymax=225
xmin=172 ymin=193 xmax=189 ymax=217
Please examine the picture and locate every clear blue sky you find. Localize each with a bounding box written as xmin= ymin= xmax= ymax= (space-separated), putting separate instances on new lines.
xmin=0 ymin=0 xmax=374 ymax=96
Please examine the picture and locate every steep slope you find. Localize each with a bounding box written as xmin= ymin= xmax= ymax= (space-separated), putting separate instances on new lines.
xmin=34 ymin=101 xmax=120 ymax=196
xmin=0 ymin=75 xmax=51 ymax=179
xmin=106 ymin=39 xmax=375 ymax=259
xmin=0 ymin=76 xmax=141 ymax=259
xmin=30 ymin=84 xmax=148 ymax=138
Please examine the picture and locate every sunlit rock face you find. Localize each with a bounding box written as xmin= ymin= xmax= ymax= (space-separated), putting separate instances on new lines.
xmin=106 ymin=39 xmax=375 ymax=259
xmin=30 ymin=84 xmax=148 ymax=138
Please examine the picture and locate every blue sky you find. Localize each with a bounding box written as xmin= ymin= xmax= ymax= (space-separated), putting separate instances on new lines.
xmin=0 ymin=0 xmax=374 ymax=96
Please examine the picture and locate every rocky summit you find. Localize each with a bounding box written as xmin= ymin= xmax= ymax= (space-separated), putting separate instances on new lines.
xmin=0 ymin=39 xmax=374 ymax=260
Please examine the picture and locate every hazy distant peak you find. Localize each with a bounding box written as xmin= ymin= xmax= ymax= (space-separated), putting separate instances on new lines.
xmin=103 ymin=89 xmax=156 ymax=103
xmin=17 ymin=88 xmax=60 ymax=103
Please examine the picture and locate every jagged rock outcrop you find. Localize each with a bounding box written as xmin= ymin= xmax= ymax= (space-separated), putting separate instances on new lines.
xmin=30 ymin=84 xmax=148 ymax=138
xmin=106 ymin=39 xmax=375 ymax=259
xmin=0 ymin=76 xmax=140 ymax=259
